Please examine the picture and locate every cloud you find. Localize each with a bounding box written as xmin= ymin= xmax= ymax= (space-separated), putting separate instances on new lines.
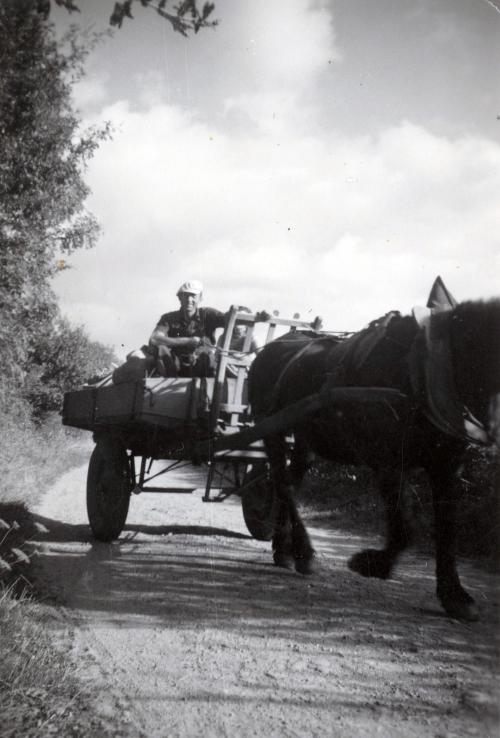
xmin=250 ymin=1 xmax=337 ymax=85
xmin=54 ymin=94 xmax=500 ymax=356
xmin=52 ymin=1 xmax=500 ymax=355
xmin=217 ymin=0 xmax=338 ymax=132
xmin=72 ymin=74 xmax=109 ymax=113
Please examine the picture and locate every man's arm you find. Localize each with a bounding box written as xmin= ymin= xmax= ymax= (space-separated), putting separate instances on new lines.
xmin=149 ymin=328 xmax=201 ymax=351
xmin=149 ymin=322 xmax=201 ymax=351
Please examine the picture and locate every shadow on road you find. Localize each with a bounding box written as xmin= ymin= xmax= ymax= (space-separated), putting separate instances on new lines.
xmin=32 ymin=509 xmax=499 ymax=639
xmin=31 ymin=513 xmax=251 ymax=543
xmin=123 ymin=523 xmax=252 ymax=539
xmin=31 ymin=508 xmax=500 ymax=732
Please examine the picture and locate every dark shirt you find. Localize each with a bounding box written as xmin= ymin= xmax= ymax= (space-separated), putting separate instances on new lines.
xmin=156 ymin=307 xmax=226 ymax=342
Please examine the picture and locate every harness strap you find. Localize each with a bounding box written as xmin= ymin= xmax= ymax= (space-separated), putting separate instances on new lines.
xmin=266 ymin=335 xmax=340 ymax=413
xmin=271 ymin=339 xmax=317 ymax=406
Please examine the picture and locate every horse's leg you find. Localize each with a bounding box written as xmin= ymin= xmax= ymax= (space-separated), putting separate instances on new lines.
xmin=349 ymin=468 xmax=410 ymax=579
xmin=265 ymin=434 xmax=293 ymax=569
xmin=266 ymin=433 xmax=315 ymax=574
xmin=427 ymin=458 xmax=479 ymax=621
xmin=289 ymin=430 xmax=314 ymax=483
xmin=288 ymin=431 xmax=315 ymax=574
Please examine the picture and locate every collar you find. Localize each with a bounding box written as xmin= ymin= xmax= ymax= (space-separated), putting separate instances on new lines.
xmin=411 ymin=308 xmax=491 ymax=445
xmin=179 ymin=308 xmax=200 ymax=323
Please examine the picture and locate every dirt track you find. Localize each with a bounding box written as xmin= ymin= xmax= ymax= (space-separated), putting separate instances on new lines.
xmin=34 ymin=461 xmax=499 ymax=738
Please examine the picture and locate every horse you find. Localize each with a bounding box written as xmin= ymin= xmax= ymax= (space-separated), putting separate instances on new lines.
xmin=248 ymin=299 xmax=500 ymax=621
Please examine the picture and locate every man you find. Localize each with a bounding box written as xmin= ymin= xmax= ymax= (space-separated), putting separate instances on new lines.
xmin=147 ymin=280 xmax=268 ymax=378
xmin=145 ymin=280 xmax=223 ymax=377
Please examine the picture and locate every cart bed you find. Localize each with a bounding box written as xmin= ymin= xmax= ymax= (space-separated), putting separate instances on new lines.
xmin=62 ymin=377 xmax=248 ymax=432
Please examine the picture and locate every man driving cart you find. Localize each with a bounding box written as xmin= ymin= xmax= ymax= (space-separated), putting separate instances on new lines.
xmin=113 ymin=280 xmax=269 ymax=382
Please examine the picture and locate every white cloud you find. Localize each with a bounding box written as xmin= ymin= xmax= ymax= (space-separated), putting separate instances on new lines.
xmin=54 ymin=98 xmax=500 ymax=355
xmin=221 ymin=0 xmax=338 ymax=91
xmin=53 ymin=1 xmax=500 ymax=355
xmin=218 ymin=0 xmax=338 ymax=131
xmin=72 ymin=74 xmax=109 ymax=113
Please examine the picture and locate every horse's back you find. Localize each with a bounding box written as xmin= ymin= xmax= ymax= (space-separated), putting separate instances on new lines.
xmin=249 ymin=315 xmax=417 ymax=417
xmin=249 ymin=332 xmax=340 ymax=416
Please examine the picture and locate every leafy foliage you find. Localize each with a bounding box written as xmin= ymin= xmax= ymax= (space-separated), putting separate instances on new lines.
xmin=0 ymin=0 xmax=112 ymax=416
xmin=300 ymin=451 xmax=499 ymax=565
xmin=24 ymin=319 xmax=117 ymax=420
xmin=36 ymin=0 xmax=218 ymax=35
xmin=110 ymin=0 xmax=217 ymax=35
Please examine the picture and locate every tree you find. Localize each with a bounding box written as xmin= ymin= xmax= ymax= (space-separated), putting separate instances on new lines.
xmin=0 ymin=0 xmax=109 ymax=412
xmin=24 ymin=319 xmax=117 ymax=420
xmin=39 ymin=0 xmax=217 ymax=36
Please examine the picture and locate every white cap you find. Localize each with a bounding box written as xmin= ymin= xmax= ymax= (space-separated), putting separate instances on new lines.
xmin=176 ymin=280 xmax=203 ymax=297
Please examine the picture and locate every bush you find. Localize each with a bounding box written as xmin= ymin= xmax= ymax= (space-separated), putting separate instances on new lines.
xmin=299 ymin=447 xmax=499 ymax=566
xmin=299 ymin=462 xmax=384 ymax=532
xmin=24 ymin=318 xmax=117 ymax=421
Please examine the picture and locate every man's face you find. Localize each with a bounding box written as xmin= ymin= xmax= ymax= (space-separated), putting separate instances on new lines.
xmin=178 ymin=291 xmax=200 ymax=317
xmin=234 ymin=324 xmax=247 ymax=339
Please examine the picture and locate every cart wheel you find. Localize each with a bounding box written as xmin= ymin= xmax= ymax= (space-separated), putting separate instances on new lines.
xmin=87 ymin=438 xmax=131 ymax=542
xmin=241 ymin=464 xmax=275 ymax=541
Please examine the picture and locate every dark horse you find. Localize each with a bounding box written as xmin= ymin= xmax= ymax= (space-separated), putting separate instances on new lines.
xmin=248 ymin=299 xmax=500 ymax=621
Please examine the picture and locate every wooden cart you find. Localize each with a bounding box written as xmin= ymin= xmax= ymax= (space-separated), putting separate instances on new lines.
xmin=63 ymin=306 xmax=327 ymax=542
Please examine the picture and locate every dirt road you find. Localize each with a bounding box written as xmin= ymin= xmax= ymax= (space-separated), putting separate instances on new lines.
xmin=34 ymin=462 xmax=498 ymax=738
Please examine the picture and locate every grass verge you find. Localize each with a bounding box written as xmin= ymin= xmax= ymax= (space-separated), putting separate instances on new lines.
xmin=0 ymin=411 xmax=92 ymax=590
xmin=0 ymin=584 xmax=137 ymax=737
xmin=0 ymin=414 xmax=133 ymax=737
xmin=0 ymin=411 xmax=93 ymax=509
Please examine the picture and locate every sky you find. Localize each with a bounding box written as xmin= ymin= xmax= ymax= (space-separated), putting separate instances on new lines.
xmin=52 ymin=0 xmax=500 ymax=357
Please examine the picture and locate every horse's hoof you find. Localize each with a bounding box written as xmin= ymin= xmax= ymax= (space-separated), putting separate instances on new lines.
xmin=348 ymin=549 xmax=392 ymax=579
xmin=294 ymin=555 xmax=315 ymax=575
xmin=442 ymin=598 xmax=480 ymax=622
xmin=273 ymin=552 xmax=294 ymax=569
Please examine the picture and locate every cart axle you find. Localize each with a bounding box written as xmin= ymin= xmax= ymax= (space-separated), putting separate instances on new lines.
xmin=133 ymin=486 xmax=196 ymax=494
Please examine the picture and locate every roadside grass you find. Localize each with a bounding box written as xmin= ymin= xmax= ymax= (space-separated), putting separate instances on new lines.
xmin=0 ymin=413 xmax=123 ymax=737
xmin=0 ymin=583 xmax=135 ymax=737
xmin=0 ymin=411 xmax=92 ymax=509
xmin=298 ymin=446 xmax=499 ymax=569
xmin=0 ymin=410 xmax=92 ymax=590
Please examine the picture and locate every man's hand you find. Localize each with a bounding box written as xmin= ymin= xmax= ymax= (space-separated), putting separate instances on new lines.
xmin=254 ymin=310 xmax=272 ymax=322
xmin=311 ymin=315 xmax=323 ymax=330
xmin=186 ymin=336 xmax=203 ymax=351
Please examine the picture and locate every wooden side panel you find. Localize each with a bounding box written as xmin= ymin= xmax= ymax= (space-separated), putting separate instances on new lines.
xmin=94 ymin=382 xmax=140 ymax=424
xmin=62 ymin=376 xmax=250 ymax=432
xmin=62 ymin=387 xmax=97 ymax=429
xmin=136 ymin=378 xmax=205 ymax=427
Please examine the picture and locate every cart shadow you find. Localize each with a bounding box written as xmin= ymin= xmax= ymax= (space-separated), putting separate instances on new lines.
xmin=123 ymin=523 xmax=251 ymax=539
xmin=31 ymin=513 xmax=92 ymax=542
xmin=31 ymin=514 xmax=251 ymax=543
